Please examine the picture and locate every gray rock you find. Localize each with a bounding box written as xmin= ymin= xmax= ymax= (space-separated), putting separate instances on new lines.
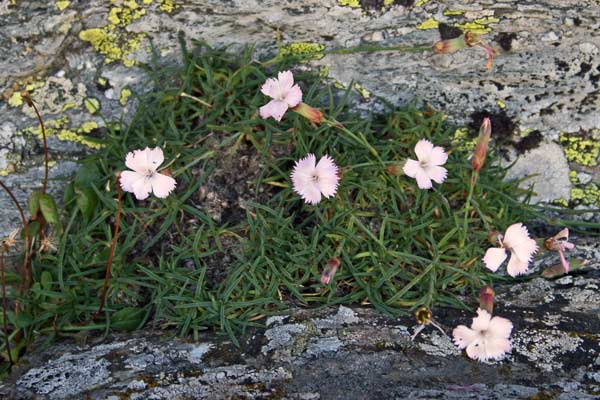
xmin=504 ymin=142 xmax=572 ymax=202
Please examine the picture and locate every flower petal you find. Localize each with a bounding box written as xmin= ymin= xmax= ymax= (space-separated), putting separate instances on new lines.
xmin=120 ymin=170 xmax=142 ymax=193
xmin=415 ymin=168 xmax=433 ymax=189
xmin=403 ymin=159 xmax=421 ymax=178
xmin=125 ymin=148 xmax=149 ymax=173
xmin=425 ymin=165 xmax=447 ymax=184
xmin=471 ymin=308 xmax=492 ymax=332
xmin=430 ymin=146 xmax=448 ymax=166
xmin=131 ymin=176 xmax=152 ymax=200
xmin=483 ymin=247 xmax=507 ymax=272
xmin=502 ymin=223 xmax=530 ymax=249
xmin=506 ymin=253 xmax=529 ymax=277
xmin=277 ymin=70 xmax=294 ymax=91
xmin=453 ymin=325 xmax=478 ymax=349
xmin=414 ymin=139 xmax=434 ymax=163
xmin=284 ymin=84 xmax=302 ymax=107
xmin=150 ymin=172 xmax=177 ymax=198
xmin=260 ymin=77 xmax=279 ymax=99
xmin=479 ymin=337 xmax=512 ymax=361
xmin=259 ymin=99 xmax=289 ymax=121
xmin=145 ymin=147 xmax=164 ymax=170
xmin=465 ymin=338 xmax=488 ymax=361
xmin=315 ymin=155 xmax=339 ymax=198
xmin=488 ymin=316 xmax=513 ymax=339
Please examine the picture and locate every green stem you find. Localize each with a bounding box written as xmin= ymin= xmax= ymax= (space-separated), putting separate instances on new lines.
xmin=323 ymin=117 xmax=381 ymax=160
xmin=460 ymin=171 xmax=478 ymax=248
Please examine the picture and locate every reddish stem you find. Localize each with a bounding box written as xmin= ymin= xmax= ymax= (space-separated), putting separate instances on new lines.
xmin=22 ymin=95 xmax=49 ymax=194
xmin=93 ymin=180 xmax=122 ymax=318
xmin=0 ymin=181 xmax=31 ymax=290
xmin=0 ymin=250 xmax=13 ymax=364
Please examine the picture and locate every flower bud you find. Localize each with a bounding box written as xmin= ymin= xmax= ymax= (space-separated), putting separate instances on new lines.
xmin=432 ymin=35 xmax=468 ymax=54
xmin=292 ymin=102 xmax=324 ymax=125
xmin=471 ymin=117 xmax=491 ymax=172
xmin=479 ymin=285 xmax=494 ymax=314
xmin=487 ymin=230 xmax=502 ymax=245
xmin=320 ymin=257 xmax=340 ymax=285
xmin=386 ymin=163 xmax=403 ymax=176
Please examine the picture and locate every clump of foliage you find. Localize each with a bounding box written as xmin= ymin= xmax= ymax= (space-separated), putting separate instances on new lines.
xmin=0 ymin=40 xmax=591 ymax=371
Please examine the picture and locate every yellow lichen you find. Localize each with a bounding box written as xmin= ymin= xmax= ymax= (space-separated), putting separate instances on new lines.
xmin=417 ymin=18 xmax=439 ymax=30
xmin=452 ymin=127 xmax=477 ymax=152
xmin=569 ymin=171 xmax=579 ymax=184
xmin=159 ymin=0 xmax=178 ymax=12
xmin=142 ymin=0 xmax=152 ymax=3
xmin=57 ymin=129 xmax=103 ymax=149
xmin=415 ymin=0 xmax=431 ymax=6
xmin=559 ymin=131 xmax=600 ymax=167
xmin=61 ymin=102 xmax=77 ymax=112
xmin=552 ymin=198 xmax=569 ymax=207
xmin=570 ymin=184 xmax=600 ymax=205
xmin=84 ymin=98 xmax=100 ymax=114
xmin=55 ymin=0 xmax=70 ymax=10
xmin=454 ymin=17 xmax=499 ymax=34
xmin=78 ymin=121 xmax=98 ymax=133
xmin=383 ymin=0 xmax=394 ymax=5
xmin=120 ymin=88 xmax=132 ymax=106
xmin=496 ymin=100 xmax=506 ymax=109
xmin=8 ymin=92 xmax=23 ymax=107
xmin=98 ymin=77 xmax=107 ymax=86
xmin=443 ymin=9 xmax=465 ymax=16
xmin=338 ymin=0 xmax=361 ymax=7
xmin=108 ymin=7 xmax=122 ymax=25
xmin=280 ymin=42 xmax=325 ymax=60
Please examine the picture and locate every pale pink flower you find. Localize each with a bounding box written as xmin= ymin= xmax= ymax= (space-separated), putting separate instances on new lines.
xmin=259 ymin=71 xmax=302 ymax=121
xmin=291 ymin=154 xmax=339 ymax=205
xmin=120 ymin=147 xmax=176 ymax=200
xmin=403 ymin=139 xmax=448 ymax=189
xmin=483 ymin=223 xmax=538 ymax=277
xmin=453 ymin=308 xmax=513 ymax=362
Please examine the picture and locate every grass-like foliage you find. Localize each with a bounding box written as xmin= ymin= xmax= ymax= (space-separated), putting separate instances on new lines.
xmin=1 ymin=41 xmax=566 ymax=361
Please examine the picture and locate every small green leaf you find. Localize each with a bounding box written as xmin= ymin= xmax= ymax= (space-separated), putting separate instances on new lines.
xmin=75 ymin=188 xmax=98 ymax=221
xmin=41 ymin=271 xmax=53 ymax=291
xmin=39 ymin=194 xmax=61 ymax=229
xmin=74 ymin=162 xmax=101 ymax=189
xmin=25 ymin=220 xmax=40 ymax=237
xmin=63 ymin=182 xmax=76 ymax=207
xmin=8 ymin=312 xmax=33 ymax=329
xmin=111 ymin=307 xmax=145 ymax=331
xmin=28 ymin=191 xmax=42 ymax=217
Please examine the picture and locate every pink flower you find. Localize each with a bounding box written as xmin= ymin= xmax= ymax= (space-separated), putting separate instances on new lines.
xmin=119 ymin=147 xmax=176 ymax=200
xmin=544 ymin=228 xmax=575 ymax=273
xmin=291 ymin=154 xmax=339 ymax=205
xmin=453 ymin=308 xmax=513 ymax=362
xmin=403 ymin=139 xmax=448 ymax=189
xmin=483 ymin=223 xmax=538 ymax=277
xmin=259 ymin=71 xmax=302 ymax=121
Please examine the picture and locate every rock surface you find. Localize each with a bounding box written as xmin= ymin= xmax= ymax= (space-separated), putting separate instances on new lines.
xmin=1 ymin=0 xmax=600 ymax=235
xmin=0 ymin=238 xmax=598 ymax=399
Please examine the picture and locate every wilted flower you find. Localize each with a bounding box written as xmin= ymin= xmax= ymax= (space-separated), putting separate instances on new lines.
xmin=411 ymin=306 xmax=448 ymax=341
xmin=472 ymin=118 xmax=491 ymax=172
xmin=544 ymin=228 xmax=575 ymax=273
xmin=483 ymin=223 xmax=538 ymax=277
xmin=39 ymin=236 xmax=57 ymax=253
xmin=120 ymin=147 xmax=177 ymax=200
xmin=320 ymin=257 xmax=340 ymax=284
xmin=1 ymin=228 xmax=20 ymax=251
xmin=464 ymin=32 xmax=500 ymax=70
xmin=259 ymin=70 xmax=303 ymax=121
xmin=291 ymin=154 xmax=339 ymax=205
xmin=453 ymin=308 xmax=513 ymax=362
xmin=432 ymin=35 xmax=468 ymax=54
xmin=403 ymin=139 xmax=448 ymax=190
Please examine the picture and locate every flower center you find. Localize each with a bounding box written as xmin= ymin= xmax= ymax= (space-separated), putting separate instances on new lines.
xmin=144 ymin=169 xmax=155 ymax=178
xmin=311 ymin=173 xmax=319 ymax=183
